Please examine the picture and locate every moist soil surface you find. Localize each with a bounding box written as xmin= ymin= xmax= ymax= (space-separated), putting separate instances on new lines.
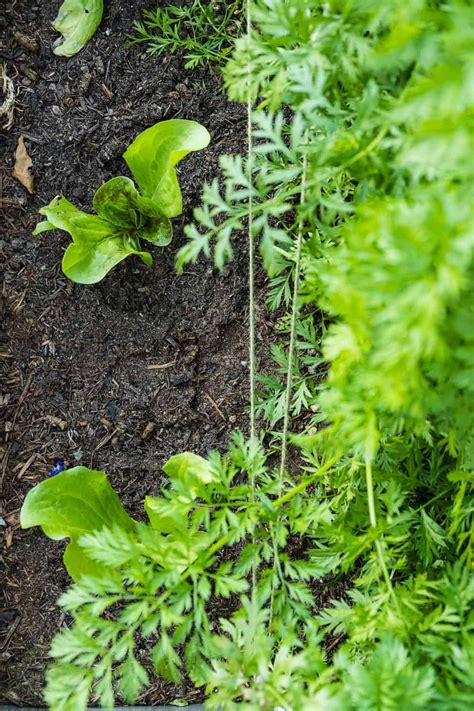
xmin=1 ymin=1 xmax=253 ymax=705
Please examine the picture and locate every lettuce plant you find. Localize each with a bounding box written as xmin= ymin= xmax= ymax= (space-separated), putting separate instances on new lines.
xmin=52 ymin=0 xmax=104 ymax=57
xmin=34 ymin=120 xmax=210 ymax=283
xmin=20 ymin=467 xmax=137 ymax=580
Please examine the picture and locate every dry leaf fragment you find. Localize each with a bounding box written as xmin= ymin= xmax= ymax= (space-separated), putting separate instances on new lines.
xmin=141 ymin=422 xmax=157 ymax=440
xmin=12 ymin=136 xmax=34 ymax=194
xmin=5 ymin=512 xmax=20 ymax=526
xmin=100 ymin=82 xmax=113 ymax=99
xmin=5 ymin=527 xmax=14 ymax=548
xmin=146 ymin=361 xmax=176 ymax=370
xmin=45 ymin=415 xmax=67 ymax=430
xmin=16 ymin=453 xmax=37 ymax=480
xmin=13 ymin=31 xmax=40 ymax=53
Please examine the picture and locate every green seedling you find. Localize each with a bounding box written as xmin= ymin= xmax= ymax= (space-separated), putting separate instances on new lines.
xmin=52 ymin=0 xmax=104 ymax=57
xmin=20 ymin=467 xmax=136 ymax=580
xmin=20 ymin=452 xmax=213 ymax=582
xmin=34 ymin=120 xmax=210 ymax=283
xmin=129 ymin=1 xmax=243 ymax=69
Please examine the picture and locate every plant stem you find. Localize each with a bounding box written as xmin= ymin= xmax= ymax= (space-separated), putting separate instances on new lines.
xmin=269 ymin=134 xmax=309 ymax=616
xmin=278 ymin=134 xmax=308 ymax=482
xmin=247 ymin=17 xmax=255 ymax=443
xmin=341 ymin=125 xmax=388 ymax=170
xmin=246 ymin=0 xmax=258 ymax=603
xmin=273 ymin=455 xmax=339 ymax=508
xmin=365 ymin=457 xmax=400 ymax=610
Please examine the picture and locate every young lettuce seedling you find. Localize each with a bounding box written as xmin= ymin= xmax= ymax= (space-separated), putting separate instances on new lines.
xmin=20 ymin=452 xmax=212 ymax=581
xmin=34 ymin=120 xmax=210 ymax=283
xmin=20 ymin=467 xmax=137 ymax=580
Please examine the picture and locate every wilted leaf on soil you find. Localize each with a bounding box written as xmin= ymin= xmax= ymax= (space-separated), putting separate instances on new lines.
xmin=52 ymin=0 xmax=104 ymax=57
xmin=12 ymin=136 xmax=34 ymax=193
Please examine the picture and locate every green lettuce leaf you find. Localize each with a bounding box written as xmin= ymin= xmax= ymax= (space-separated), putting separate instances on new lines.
xmin=93 ymin=176 xmax=143 ymax=228
xmin=123 ymin=119 xmax=211 ymax=217
xmin=144 ymin=496 xmax=184 ymax=533
xmin=52 ymin=0 xmax=104 ymax=57
xmin=33 ymin=195 xmax=155 ymax=284
xmin=145 ymin=452 xmax=213 ymax=531
xmin=164 ymin=452 xmax=214 ymax=493
xmin=20 ymin=467 xmax=136 ymax=580
xmin=93 ymin=176 xmax=173 ymax=246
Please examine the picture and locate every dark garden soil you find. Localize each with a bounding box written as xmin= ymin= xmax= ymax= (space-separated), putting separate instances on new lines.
xmin=0 ymin=0 xmax=258 ymax=705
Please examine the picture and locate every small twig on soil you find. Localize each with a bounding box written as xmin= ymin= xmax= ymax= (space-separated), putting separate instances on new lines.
xmin=0 ymin=197 xmax=23 ymax=209
xmin=204 ymin=393 xmax=226 ymax=422
xmin=1 ymin=443 xmax=13 ymax=493
xmin=0 ymin=614 xmax=21 ymax=652
xmin=89 ymin=429 xmax=119 ymax=468
xmin=12 ymin=371 xmax=33 ymax=434
xmin=146 ymin=360 xmax=176 ymax=370
xmin=15 ymin=453 xmax=37 ymax=480
xmin=325 ymin=633 xmax=346 ymax=654
xmin=100 ymin=82 xmax=113 ymax=99
xmin=13 ymin=289 xmax=27 ymax=313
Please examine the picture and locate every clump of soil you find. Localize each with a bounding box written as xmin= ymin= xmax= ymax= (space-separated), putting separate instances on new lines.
xmin=1 ymin=1 xmax=250 ymax=705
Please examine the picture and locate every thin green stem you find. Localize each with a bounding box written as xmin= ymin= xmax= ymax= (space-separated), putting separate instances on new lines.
xmin=246 ymin=0 xmax=258 ymax=602
xmin=273 ymin=455 xmax=340 ymax=508
xmin=278 ymin=138 xmax=308 ymax=482
xmin=365 ymin=458 xmax=401 ymax=612
xmin=247 ymin=8 xmax=255 ymax=443
xmin=414 ymin=488 xmax=450 ymax=514
xmin=340 ymin=125 xmax=388 ymax=170
xmin=270 ymin=134 xmax=309 ymax=618
xmin=365 ymin=457 xmax=377 ymax=529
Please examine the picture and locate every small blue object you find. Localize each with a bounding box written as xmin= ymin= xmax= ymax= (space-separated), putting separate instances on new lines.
xmin=49 ymin=459 xmax=65 ymax=477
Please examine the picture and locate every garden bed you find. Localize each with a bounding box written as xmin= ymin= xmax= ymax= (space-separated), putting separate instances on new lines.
xmin=3 ymin=1 xmax=467 ymax=709
xmin=1 ymin=1 xmax=252 ymax=705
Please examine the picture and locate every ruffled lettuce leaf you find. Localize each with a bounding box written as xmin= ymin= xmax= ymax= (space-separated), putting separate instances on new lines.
xmin=20 ymin=467 xmax=136 ymax=580
xmin=123 ymin=119 xmax=211 ymax=217
xmin=34 ymin=178 xmax=172 ymax=283
xmin=93 ymin=176 xmax=173 ymax=246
